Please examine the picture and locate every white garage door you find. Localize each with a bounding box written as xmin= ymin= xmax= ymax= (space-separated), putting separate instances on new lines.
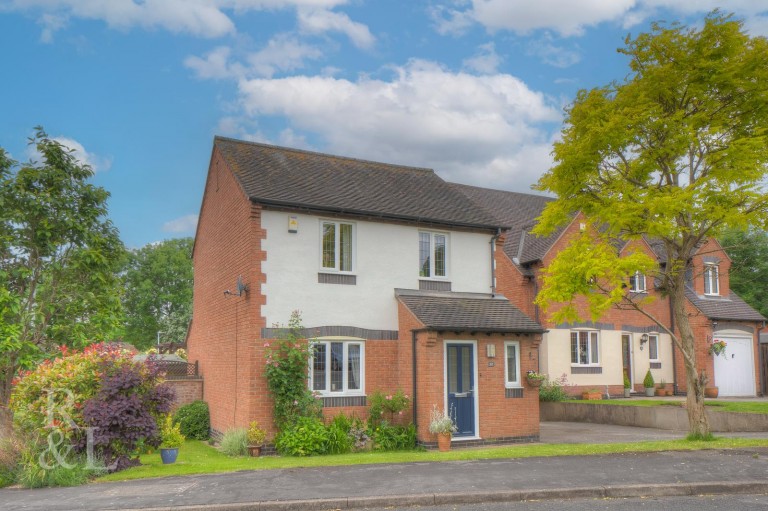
xmin=713 ymin=336 xmax=756 ymax=397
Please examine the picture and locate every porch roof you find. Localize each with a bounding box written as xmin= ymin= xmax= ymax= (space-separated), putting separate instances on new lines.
xmin=685 ymin=287 xmax=766 ymax=322
xmin=395 ymin=289 xmax=545 ymax=333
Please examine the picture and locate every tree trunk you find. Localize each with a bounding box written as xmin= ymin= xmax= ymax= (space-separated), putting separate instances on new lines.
xmin=0 ymin=368 xmax=13 ymax=438
xmin=670 ymin=275 xmax=710 ymax=438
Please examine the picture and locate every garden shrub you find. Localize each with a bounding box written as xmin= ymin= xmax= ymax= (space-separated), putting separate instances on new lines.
xmin=368 ymin=389 xmax=410 ymax=427
xmin=371 ymin=423 xmax=417 ymax=451
xmin=326 ymin=414 xmax=352 ymax=455
xmin=17 ymin=443 xmax=105 ymax=489
xmin=539 ymin=373 xmax=572 ymax=402
xmin=275 ymin=417 xmax=329 ymax=456
xmin=174 ymin=400 xmax=210 ymax=440
xmin=0 ymin=434 xmax=22 ymax=488
xmin=264 ymin=311 xmax=322 ymax=429
xmin=219 ymin=428 xmax=248 ymax=457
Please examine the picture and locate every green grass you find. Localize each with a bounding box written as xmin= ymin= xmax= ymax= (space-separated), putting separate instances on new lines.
xmin=97 ymin=437 xmax=768 ymax=483
xmin=571 ymin=399 xmax=768 ymax=414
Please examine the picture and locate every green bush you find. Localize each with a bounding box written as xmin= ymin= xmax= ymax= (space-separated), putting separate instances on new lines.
xmin=219 ymin=428 xmax=248 ymax=457
xmin=174 ymin=401 xmax=210 ymax=440
xmin=275 ymin=417 xmax=329 ymax=456
xmin=371 ymin=423 xmax=416 ymax=451
xmin=643 ymin=369 xmax=655 ymax=389
xmin=0 ymin=435 xmax=22 ymax=488
xmin=17 ymin=442 xmax=106 ymax=489
xmin=623 ymin=373 xmax=631 ymax=389
xmin=368 ymin=389 xmax=410 ymax=427
xmin=326 ymin=415 xmax=353 ymax=455
xmin=539 ymin=374 xmax=571 ymax=402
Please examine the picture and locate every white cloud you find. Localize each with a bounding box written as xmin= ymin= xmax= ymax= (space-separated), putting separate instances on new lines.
xmin=297 ymin=8 xmax=375 ymax=49
xmin=432 ymin=0 xmax=768 ymax=38
xmin=26 ymin=136 xmax=112 ymax=172
xmin=527 ymin=34 xmax=581 ymax=68
xmin=462 ymin=42 xmax=501 ymax=74
xmin=185 ymin=46 xmax=244 ymax=80
xmin=162 ymin=214 xmax=199 ymax=233
xmin=234 ymin=59 xmax=560 ymax=191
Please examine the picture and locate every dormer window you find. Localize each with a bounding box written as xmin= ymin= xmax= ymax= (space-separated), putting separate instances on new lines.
xmin=629 ymin=271 xmax=646 ymax=293
xmin=703 ymin=264 xmax=719 ymax=296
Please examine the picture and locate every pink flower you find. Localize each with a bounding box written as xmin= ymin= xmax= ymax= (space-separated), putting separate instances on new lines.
xmin=293 ymin=400 xmax=298 ymax=405
xmin=398 ymin=411 xmax=403 ymax=416
xmin=386 ymin=395 xmax=392 ymax=400
xmin=263 ymin=342 xmax=271 ymax=348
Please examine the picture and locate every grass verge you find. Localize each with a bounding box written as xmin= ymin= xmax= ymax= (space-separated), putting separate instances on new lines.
xmin=570 ymin=399 xmax=768 ymax=414
xmin=98 ymin=437 xmax=768 ymax=483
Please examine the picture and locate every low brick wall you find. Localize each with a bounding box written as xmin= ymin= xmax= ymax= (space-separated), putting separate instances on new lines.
xmin=165 ymin=378 xmax=204 ymax=410
xmin=540 ymin=401 xmax=768 ymax=432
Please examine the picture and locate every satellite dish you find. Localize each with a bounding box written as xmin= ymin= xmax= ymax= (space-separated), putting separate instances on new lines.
xmin=236 ymin=275 xmax=248 ymax=296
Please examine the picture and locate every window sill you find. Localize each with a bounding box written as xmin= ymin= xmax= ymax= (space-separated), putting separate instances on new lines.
xmin=504 ymin=384 xmax=523 ymax=389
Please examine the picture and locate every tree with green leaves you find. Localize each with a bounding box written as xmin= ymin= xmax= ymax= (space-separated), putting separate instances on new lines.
xmin=534 ymin=13 xmax=768 ymax=438
xmin=121 ymin=237 xmax=193 ymax=350
xmin=0 ymin=128 xmax=125 ymax=429
xmin=719 ymin=228 xmax=768 ymax=319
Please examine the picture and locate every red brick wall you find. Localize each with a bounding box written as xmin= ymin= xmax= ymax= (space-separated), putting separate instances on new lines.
xmin=187 ymin=147 xmax=267 ymax=435
xmin=165 ymin=379 xmax=203 ymax=410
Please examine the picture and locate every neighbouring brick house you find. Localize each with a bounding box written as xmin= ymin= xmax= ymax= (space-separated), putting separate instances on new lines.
xmin=187 ymin=137 xmax=545 ymax=446
xmin=188 ymin=138 xmax=765 ymax=448
xmin=454 ymin=184 xmax=766 ymax=398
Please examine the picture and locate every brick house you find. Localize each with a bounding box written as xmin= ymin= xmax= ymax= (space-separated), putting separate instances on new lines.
xmin=455 ymin=184 xmax=766 ymax=398
xmin=187 ymin=137 xmax=545 ymax=446
xmin=188 ymin=138 xmax=765 ymax=448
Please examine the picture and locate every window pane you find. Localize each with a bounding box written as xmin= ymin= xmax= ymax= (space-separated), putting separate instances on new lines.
xmin=347 ymin=344 xmax=360 ymax=390
xmin=322 ymin=223 xmax=336 ymax=269
xmin=579 ymin=332 xmax=589 ymax=365
xmin=419 ymin=232 xmax=431 ymax=277
xmin=704 ymin=267 xmax=711 ymax=294
xmin=434 ymin=235 xmax=446 ymax=277
xmin=629 ymin=274 xmax=636 ymax=290
xmin=461 ymin=346 xmax=471 ymax=392
xmin=312 ymin=344 xmax=326 ymax=391
xmin=507 ymin=344 xmax=518 ymax=383
xmin=339 ymin=223 xmax=353 ymax=271
xmin=570 ymin=332 xmax=578 ymax=364
xmin=649 ymin=335 xmax=658 ymax=360
xmin=330 ymin=342 xmax=343 ymax=392
xmin=447 ymin=347 xmax=458 ymax=393
xmin=638 ymin=274 xmax=645 ymax=291
xmin=712 ymin=267 xmax=719 ymax=294
xmin=590 ymin=332 xmax=599 ymax=364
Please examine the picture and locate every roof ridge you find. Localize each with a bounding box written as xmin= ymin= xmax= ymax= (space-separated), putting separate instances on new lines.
xmin=214 ymin=136 xmax=436 ymax=174
xmin=450 ymin=182 xmax=554 ymax=201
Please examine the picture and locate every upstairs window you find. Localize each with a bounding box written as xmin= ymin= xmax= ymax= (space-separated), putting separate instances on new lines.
xmin=629 ymin=271 xmax=646 ymax=293
xmin=419 ymin=232 xmax=448 ymax=278
xmin=703 ymin=264 xmax=719 ymax=295
xmin=571 ymin=331 xmax=599 ymax=366
xmin=321 ymin=221 xmax=354 ymax=272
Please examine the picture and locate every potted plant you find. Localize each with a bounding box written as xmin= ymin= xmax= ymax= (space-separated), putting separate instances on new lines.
xmin=247 ymin=421 xmax=267 ymax=457
xmin=657 ymin=379 xmax=667 ymax=397
xmin=525 ymin=370 xmax=546 ymax=388
xmin=428 ymin=405 xmax=457 ymax=452
xmin=623 ymin=374 xmax=631 ymax=398
xmin=643 ymin=369 xmax=655 ymax=397
xmin=160 ymin=414 xmax=185 ymax=464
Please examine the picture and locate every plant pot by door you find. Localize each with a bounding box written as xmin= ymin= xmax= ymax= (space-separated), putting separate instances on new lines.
xmin=160 ymin=448 xmax=179 ymax=464
xmin=624 ymin=388 xmax=631 ymax=398
xmin=656 ymin=389 xmax=666 ymax=397
xmin=437 ymin=433 xmax=451 ymax=452
xmin=248 ymin=445 xmax=262 ymax=457
xmin=644 ymin=387 xmax=655 ymax=397
xmin=705 ymin=387 xmax=719 ymax=398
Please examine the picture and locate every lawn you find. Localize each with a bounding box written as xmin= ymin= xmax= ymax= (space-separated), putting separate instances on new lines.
xmin=98 ymin=437 xmax=768 ymax=482
xmin=570 ymin=399 xmax=768 ymax=414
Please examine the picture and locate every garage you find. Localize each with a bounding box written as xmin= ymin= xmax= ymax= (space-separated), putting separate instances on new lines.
xmin=713 ymin=335 xmax=756 ymax=396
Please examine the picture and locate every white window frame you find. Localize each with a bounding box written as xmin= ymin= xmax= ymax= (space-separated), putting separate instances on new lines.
xmin=504 ymin=341 xmax=522 ymax=388
xmin=648 ymin=334 xmax=660 ymax=362
xmin=571 ymin=330 xmax=600 ymax=366
xmin=703 ymin=264 xmax=719 ymax=296
xmin=319 ymin=220 xmax=355 ymax=273
xmin=309 ymin=339 xmax=365 ymax=396
xmin=629 ymin=271 xmax=646 ymax=293
xmin=418 ymin=231 xmax=450 ymax=279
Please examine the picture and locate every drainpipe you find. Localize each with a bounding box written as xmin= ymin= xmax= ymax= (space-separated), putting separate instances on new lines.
xmin=411 ymin=330 xmax=418 ymax=438
xmin=490 ymin=229 xmax=501 ymax=297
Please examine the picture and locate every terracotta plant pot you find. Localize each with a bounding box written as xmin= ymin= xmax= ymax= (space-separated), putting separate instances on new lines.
xmin=581 ymin=391 xmax=602 ymax=400
xmin=248 ymin=445 xmax=262 ymax=457
xmin=656 ymin=389 xmax=666 ymax=397
xmin=437 ymin=433 xmax=451 ymax=452
xmin=704 ymin=387 xmax=719 ymax=398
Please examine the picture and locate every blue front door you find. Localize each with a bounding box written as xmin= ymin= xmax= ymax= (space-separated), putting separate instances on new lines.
xmin=446 ymin=343 xmax=475 ymax=437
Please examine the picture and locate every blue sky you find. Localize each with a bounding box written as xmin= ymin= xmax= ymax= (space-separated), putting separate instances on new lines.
xmin=1 ymin=1 xmax=766 ymax=248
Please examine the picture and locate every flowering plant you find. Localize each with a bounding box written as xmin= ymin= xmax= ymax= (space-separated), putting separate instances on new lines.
xmin=428 ymin=405 xmax=457 ymax=436
xmin=709 ymin=340 xmax=727 ymax=358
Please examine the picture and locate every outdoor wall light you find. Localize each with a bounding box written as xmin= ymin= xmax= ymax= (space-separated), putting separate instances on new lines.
xmin=486 ymin=344 xmax=496 ymax=358
xmin=639 ymin=333 xmax=649 ymax=351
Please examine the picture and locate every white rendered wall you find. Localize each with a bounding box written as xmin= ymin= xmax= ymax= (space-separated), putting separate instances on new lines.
xmin=260 ymin=210 xmax=494 ymax=330
xmin=543 ymin=329 xmax=673 ymax=388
